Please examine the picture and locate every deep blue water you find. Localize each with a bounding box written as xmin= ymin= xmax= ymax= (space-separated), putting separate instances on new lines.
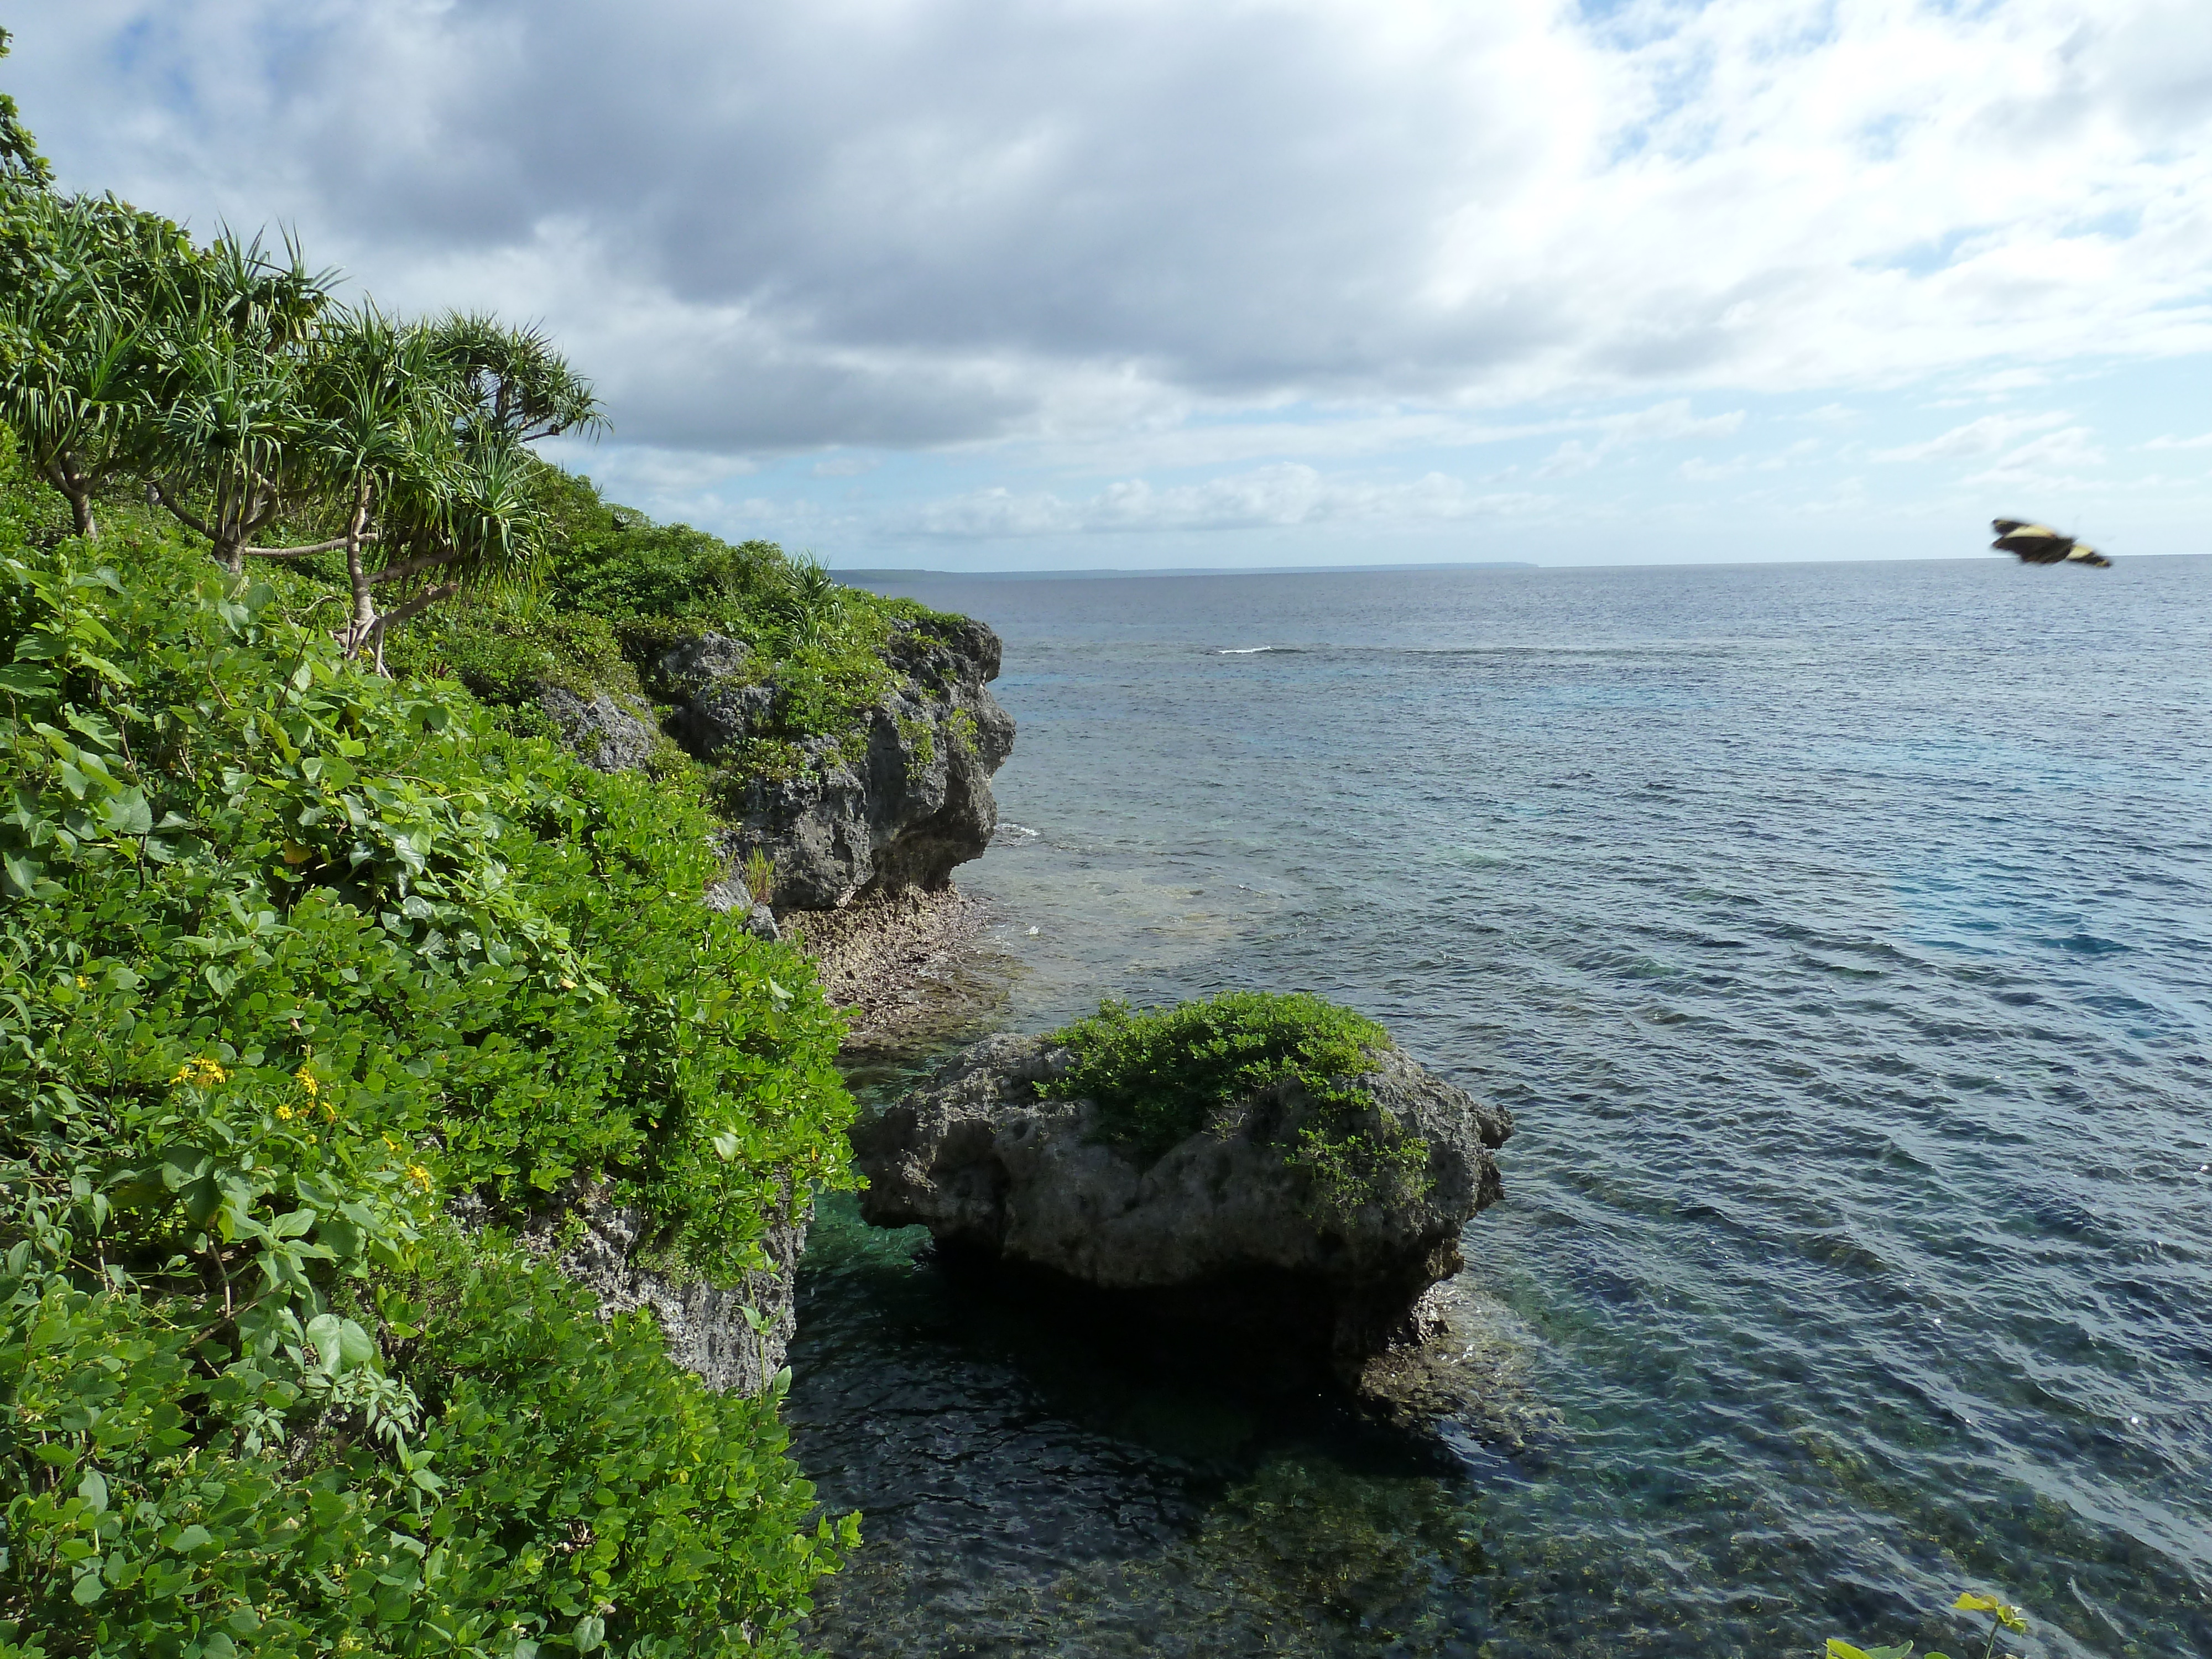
xmin=790 ymin=556 xmax=2212 ymax=1658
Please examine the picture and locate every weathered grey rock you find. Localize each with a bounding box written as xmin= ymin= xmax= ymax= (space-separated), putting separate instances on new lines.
xmin=743 ymin=902 xmax=781 ymax=942
xmin=851 ymin=1032 xmax=1512 ymax=1373
xmin=721 ymin=617 xmax=1014 ymax=910
xmin=537 ymin=685 xmax=659 ymax=773
xmin=678 ymin=681 xmax=778 ymax=757
xmin=656 ymin=631 xmax=752 ymax=690
xmin=558 ymin=1196 xmax=809 ymax=1396
xmin=654 ymin=632 xmax=778 ymax=754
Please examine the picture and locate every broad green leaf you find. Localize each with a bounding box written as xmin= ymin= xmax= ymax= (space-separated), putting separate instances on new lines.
xmin=305 ymin=1312 xmax=378 ymax=1375
xmin=267 ymin=1207 xmax=318 ymax=1239
xmin=98 ymin=788 xmax=153 ymax=836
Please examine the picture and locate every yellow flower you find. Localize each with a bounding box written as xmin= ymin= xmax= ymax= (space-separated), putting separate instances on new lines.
xmin=406 ymin=1164 xmax=434 ymax=1191
xmin=275 ymin=1103 xmax=294 ymax=1120
xmin=170 ymin=1057 xmax=228 ymax=1088
xmin=294 ymin=1065 xmax=320 ymax=1097
xmin=74 ymin=974 xmax=89 ymax=989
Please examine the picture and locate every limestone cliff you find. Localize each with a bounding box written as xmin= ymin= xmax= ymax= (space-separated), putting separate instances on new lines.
xmin=534 ymin=612 xmax=1014 ymax=1391
xmin=706 ymin=616 xmax=1015 ymax=911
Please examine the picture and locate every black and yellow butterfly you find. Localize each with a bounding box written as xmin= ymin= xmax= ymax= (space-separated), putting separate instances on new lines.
xmin=1991 ymin=519 xmax=2110 ymax=567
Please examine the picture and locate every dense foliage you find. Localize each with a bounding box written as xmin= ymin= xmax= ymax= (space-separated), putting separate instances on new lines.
xmin=0 ymin=463 xmax=860 ymax=1655
xmin=389 ymin=466 xmax=959 ymax=791
xmin=1041 ymin=992 xmax=1392 ymax=1162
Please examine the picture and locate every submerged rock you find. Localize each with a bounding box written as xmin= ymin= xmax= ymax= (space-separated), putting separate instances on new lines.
xmin=850 ymin=1032 xmax=1512 ymax=1375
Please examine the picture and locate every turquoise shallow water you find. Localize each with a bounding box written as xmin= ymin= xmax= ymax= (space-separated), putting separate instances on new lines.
xmin=792 ymin=556 xmax=2212 ymax=1658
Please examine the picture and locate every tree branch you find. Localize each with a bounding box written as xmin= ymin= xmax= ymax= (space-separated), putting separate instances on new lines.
xmin=241 ymin=533 xmax=376 ymax=561
xmin=367 ymin=550 xmax=456 ymax=587
xmin=375 ymin=582 xmax=460 ymax=632
xmin=147 ymin=481 xmax=216 ymax=542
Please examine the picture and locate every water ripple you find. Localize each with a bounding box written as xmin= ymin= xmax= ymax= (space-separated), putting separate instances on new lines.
xmin=797 ymin=557 xmax=2212 ymax=1658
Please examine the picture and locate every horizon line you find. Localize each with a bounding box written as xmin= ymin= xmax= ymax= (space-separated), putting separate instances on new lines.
xmin=828 ymin=550 xmax=2204 ymax=580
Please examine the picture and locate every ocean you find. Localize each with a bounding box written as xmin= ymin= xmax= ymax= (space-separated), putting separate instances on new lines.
xmin=791 ymin=555 xmax=2212 ymax=1658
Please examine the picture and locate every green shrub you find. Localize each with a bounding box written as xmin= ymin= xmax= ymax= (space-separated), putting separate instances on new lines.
xmin=1040 ymin=992 xmax=1392 ymax=1163
xmin=0 ymin=1230 xmax=853 ymax=1657
xmin=0 ymin=493 xmax=860 ymax=1655
xmin=389 ymin=468 xmax=971 ymax=797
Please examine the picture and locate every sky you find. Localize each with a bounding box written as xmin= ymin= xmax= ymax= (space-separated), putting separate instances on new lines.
xmin=9 ymin=1 xmax=2212 ymax=570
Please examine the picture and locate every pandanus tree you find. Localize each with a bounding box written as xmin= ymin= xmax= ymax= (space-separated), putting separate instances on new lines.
xmin=139 ymin=234 xmax=340 ymax=570
xmin=428 ymin=311 xmax=602 ymax=445
xmin=0 ymin=289 xmax=139 ymax=539
xmin=356 ymin=431 xmax=545 ymax=669
xmin=0 ymin=194 xmax=192 ymax=539
xmin=0 ymin=40 xmax=600 ymax=669
xmin=276 ymin=306 xmax=592 ymax=667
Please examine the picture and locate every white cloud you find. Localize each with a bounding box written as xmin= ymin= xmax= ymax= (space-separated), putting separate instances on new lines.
xmin=908 ymin=465 xmax=1556 ymax=536
xmin=1873 ymin=411 xmax=2071 ymax=463
xmin=1533 ymin=398 xmax=1744 ymax=476
xmin=2143 ymin=431 xmax=2212 ymax=450
xmin=1963 ymin=426 xmax=2107 ymax=486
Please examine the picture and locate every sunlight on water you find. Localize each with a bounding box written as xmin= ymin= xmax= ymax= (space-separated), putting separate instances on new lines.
xmin=791 ymin=557 xmax=2212 ymax=1658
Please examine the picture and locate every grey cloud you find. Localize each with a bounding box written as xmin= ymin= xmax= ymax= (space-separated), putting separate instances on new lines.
xmin=14 ymin=2 xmax=2212 ymax=460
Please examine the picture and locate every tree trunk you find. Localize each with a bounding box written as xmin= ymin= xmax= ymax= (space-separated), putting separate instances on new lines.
xmin=340 ymin=477 xmax=378 ymax=659
xmin=369 ymin=581 xmax=460 ymax=674
xmin=40 ymin=457 xmax=97 ymax=541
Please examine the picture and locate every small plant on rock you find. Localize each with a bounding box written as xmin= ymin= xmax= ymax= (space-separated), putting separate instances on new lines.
xmin=1042 ymin=991 xmax=1447 ymax=1217
xmin=743 ymin=845 xmax=776 ymax=905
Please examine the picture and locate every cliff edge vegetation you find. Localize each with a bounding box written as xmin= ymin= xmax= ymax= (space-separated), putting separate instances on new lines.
xmin=0 ymin=457 xmax=859 ymax=1657
xmin=0 ymin=37 xmax=872 ymax=1657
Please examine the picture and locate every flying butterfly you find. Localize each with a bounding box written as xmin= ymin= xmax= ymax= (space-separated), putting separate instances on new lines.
xmin=1991 ymin=519 xmax=2110 ymax=567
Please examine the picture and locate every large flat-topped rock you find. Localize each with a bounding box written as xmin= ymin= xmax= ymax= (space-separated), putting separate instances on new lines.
xmin=851 ymin=1026 xmax=1512 ymax=1374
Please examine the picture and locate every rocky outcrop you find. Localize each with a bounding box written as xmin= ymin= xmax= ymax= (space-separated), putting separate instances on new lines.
xmin=718 ymin=617 xmax=1014 ymax=910
xmin=556 ymin=1193 xmax=810 ymax=1396
xmin=542 ymin=617 xmax=1014 ymax=912
xmin=850 ymin=1033 xmax=1513 ymax=1375
xmin=528 ymin=612 xmax=1014 ymax=1399
xmin=538 ymin=685 xmax=660 ymax=774
xmin=657 ymin=633 xmax=777 ymax=757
